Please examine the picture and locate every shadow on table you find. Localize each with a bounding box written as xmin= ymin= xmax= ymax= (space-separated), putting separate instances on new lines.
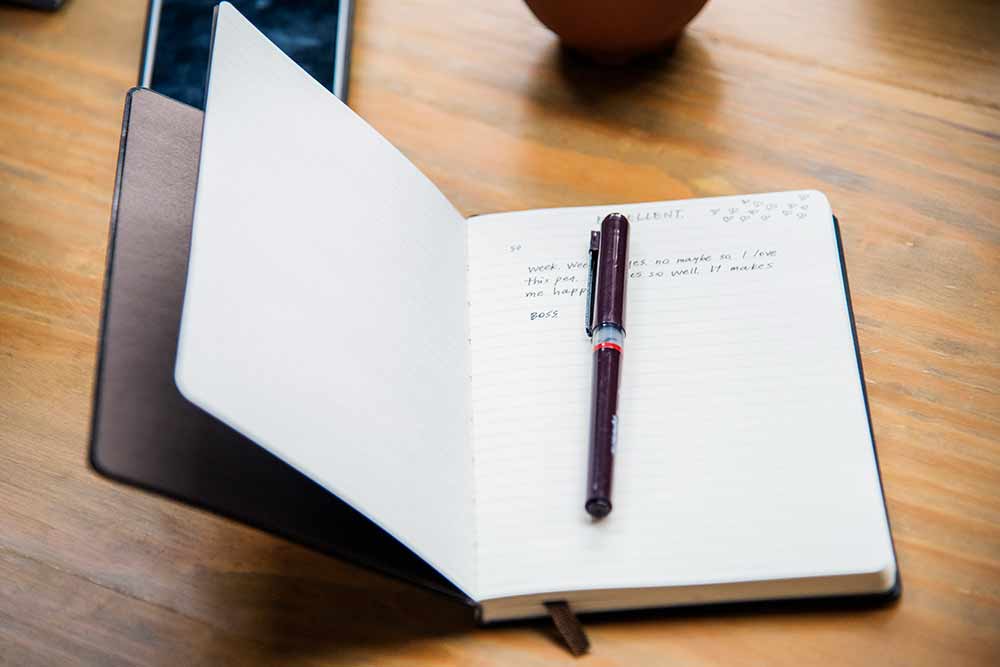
xmin=195 ymin=530 xmax=899 ymax=661
xmin=530 ymin=32 xmax=723 ymax=124
xmin=193 ymin=544 xmax=476 ymax=662
xmin=506 ymin=32 xmax=725 ymax=206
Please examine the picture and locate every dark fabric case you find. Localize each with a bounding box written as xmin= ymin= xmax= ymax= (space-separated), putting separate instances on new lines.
xmin=88 ymin=88 xmax=468 ymax=602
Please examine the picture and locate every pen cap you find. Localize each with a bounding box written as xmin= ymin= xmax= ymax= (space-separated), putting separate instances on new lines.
xmin=594 ymin=213 xmax=630 ymax=331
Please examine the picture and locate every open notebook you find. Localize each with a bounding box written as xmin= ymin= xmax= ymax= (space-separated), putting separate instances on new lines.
xmin=175 ymin=4 xmax=897 ymax=622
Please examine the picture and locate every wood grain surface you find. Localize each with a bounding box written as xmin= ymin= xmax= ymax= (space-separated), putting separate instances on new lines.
xmin=1 ymin=0 xmax=997 ymax=664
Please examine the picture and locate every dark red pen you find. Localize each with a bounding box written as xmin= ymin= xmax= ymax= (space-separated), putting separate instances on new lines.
xmin=584 ymin=213 xmax=630 ymax=519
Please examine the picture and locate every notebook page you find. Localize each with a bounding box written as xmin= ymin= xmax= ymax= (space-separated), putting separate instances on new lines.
xmin=467 ymin=191 xmax=894 ymax=601
xmin=175 ymin=5 xmax=476 ymax=594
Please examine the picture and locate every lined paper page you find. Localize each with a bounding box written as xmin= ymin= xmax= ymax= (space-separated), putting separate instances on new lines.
xmin=175 ymin=5 xmax=476 ymax=595
xmin=467 ymin=192 xmax=894 ymax=601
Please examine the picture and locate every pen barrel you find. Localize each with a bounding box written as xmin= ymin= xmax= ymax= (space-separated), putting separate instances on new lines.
xmin=593 ymin=213 xmax=630 ymax=331
xmin=586 ymin=325 xmax=624 ymax=519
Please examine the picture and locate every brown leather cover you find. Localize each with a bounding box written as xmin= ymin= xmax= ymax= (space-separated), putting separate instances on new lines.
xmin=89 ymin=88 xmax=464 ymax=601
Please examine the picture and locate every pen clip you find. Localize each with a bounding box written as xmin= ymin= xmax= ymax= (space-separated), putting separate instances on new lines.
xmin=585 ymin=230 xmax=600 ymax=337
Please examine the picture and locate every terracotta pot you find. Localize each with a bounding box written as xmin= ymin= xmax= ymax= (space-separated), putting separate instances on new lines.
xmin=523 ymin=0 xmax=710 ymax=63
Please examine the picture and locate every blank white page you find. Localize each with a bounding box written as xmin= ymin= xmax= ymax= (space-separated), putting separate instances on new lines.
xmin=175 ymin=4 xmax=476 ymax=594
xmin=467 ymin=191 xmax=895 ymax=601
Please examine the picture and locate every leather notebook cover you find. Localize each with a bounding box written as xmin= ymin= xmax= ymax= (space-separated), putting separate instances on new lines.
xmin=88 ymin=88 xmax=464 ymax=600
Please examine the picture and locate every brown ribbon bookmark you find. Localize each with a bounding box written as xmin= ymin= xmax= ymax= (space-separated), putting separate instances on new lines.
xmin=544 ymin=600 xmax=590 ymax=657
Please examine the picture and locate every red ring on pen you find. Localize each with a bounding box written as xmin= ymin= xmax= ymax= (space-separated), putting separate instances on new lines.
xmin=593 ymin=342 xmax=623 ymax=353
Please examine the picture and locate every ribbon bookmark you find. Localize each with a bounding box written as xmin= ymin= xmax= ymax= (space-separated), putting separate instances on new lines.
xmin=544 ymin=600 xmax=591 ymax=657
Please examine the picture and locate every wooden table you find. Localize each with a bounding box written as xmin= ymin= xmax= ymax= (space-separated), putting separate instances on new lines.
xmin=1 ymin=0 xmax=997 ymax=664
